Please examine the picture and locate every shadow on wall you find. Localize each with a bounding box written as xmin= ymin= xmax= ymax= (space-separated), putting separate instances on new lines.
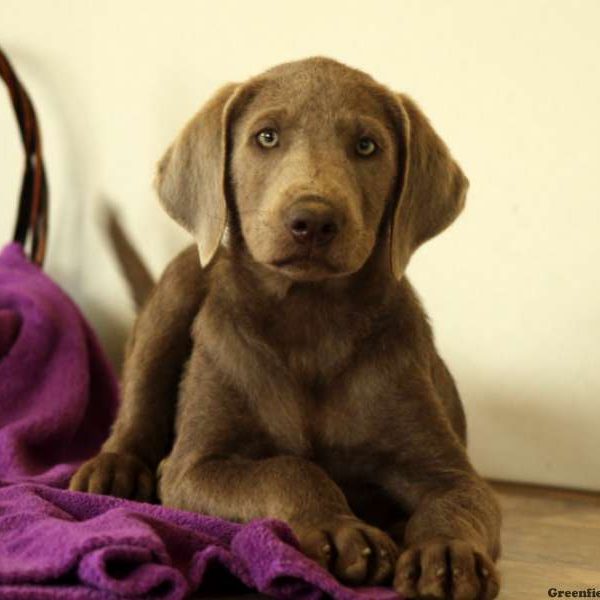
xmin=463 ymin=372 xmax=599 ymax=490
xmin=86 ymin=299 xmax=131 ymax=376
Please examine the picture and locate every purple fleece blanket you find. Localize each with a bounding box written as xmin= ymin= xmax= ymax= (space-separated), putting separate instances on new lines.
xmin=0 ymin=243 xmax=399 ymax=600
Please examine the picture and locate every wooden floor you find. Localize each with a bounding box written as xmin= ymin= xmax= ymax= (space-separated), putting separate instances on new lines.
xmin=208 ymin=481 xmax=600 ymax=599
xmin=493 ymin=481 xmax=600 ymax=599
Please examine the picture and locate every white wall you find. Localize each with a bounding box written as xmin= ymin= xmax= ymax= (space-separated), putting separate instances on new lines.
xmin=1 ymin=0 xmax=599 ymax=490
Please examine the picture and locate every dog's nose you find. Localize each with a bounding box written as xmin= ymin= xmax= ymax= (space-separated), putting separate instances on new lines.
xmin=285 ymin=204 xmax=340 ymax=246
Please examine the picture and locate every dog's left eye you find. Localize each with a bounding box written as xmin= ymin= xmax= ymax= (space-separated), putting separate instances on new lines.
xmin=256 ymin=128 xmax=279 ymax=148
xmin=356 ymin=137 xmax=377 ymax=157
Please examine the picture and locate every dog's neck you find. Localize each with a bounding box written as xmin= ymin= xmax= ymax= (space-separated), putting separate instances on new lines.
xmin=205 ymin=243 xmax=414 ymax=385
xmin=208 ymin=243 xmax=401 ymax=346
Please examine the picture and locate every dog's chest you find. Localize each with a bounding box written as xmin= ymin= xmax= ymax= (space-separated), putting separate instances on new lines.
xmin=261 ymin=353 xmax=395 ymax=468
xmin=224 ymin=291 xmax=398 ymax=463
xmin=284 ymin=334 xmax=352 ymax=384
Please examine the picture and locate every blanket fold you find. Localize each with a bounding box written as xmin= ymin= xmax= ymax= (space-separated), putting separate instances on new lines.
xmin=0 ymin=243 xmax=399 ymax=600
xmin=0 ymin=243 xmax=118 ymax=487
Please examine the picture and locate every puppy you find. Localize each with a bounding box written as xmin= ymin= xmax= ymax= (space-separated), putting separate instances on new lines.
xmin=71 ymin=57 xmax=501 ymax=599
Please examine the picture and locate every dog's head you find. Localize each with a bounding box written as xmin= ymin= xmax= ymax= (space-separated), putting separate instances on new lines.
xmin=156 ymin=57 xmax=468 ymax=281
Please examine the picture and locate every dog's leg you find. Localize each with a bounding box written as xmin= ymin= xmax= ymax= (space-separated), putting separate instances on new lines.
xmin=159 ymin=454 xmax=398 ymax=585
xmin=393 ymin=479 xmax=500 ymax=600
xmin=69 ymin=246 xmax=205 ymax=501
xmin=381 ymin=386 xmax=501 ymax=600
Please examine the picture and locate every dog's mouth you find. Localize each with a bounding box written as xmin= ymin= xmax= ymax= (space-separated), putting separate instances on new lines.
xmin=269 ymin=254 xmax=340 ymax=279
xmin=273 ymin=255 xmax=336 ymax=270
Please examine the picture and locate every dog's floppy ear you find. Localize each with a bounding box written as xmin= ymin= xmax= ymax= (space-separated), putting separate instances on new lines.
xmin=155 ymin=83 xmax=240 ymax=266
xmin=389 ymin=94 xmax=469 ymax=279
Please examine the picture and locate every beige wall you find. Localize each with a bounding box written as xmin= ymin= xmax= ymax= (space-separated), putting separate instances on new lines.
xmin=1 ymin=0 xmax=599 ymax=490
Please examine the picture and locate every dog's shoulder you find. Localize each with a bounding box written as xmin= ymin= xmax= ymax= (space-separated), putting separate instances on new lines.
xmin=162 ymin=244 xmax=203 ymax=286
xmin=138 ymin=243 xmax=208 ymax=330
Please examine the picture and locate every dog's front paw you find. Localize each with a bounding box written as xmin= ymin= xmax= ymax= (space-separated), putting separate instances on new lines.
xmin=69 ymin=452 xmax=155 ymax=502
xmin=394 ymin=538 xmax=499 ymax=600
xmin=290 ymin=515 xmax=399 ymax=586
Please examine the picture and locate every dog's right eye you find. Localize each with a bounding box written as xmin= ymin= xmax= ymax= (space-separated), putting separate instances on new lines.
xmin=256 ymin=128 xmax=279 ymax=149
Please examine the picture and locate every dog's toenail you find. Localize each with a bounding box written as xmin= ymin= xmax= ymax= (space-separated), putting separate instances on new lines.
xmin=345 ymin=560 xmax=363 ymax=576
xmin=435 ymin=567 xmax=446 ymax=577
xmin=380 ymin=549 xmax=388 ymax=558
xmin=481 ymin=567 xmax=489 ymax=577
xmin=322 ymin=543 xmax=331 ymax=555
xmin=453 ymin=567 xmax=461 ymax=576
xmin=361 ymin=547 xmax=372 ymax=556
